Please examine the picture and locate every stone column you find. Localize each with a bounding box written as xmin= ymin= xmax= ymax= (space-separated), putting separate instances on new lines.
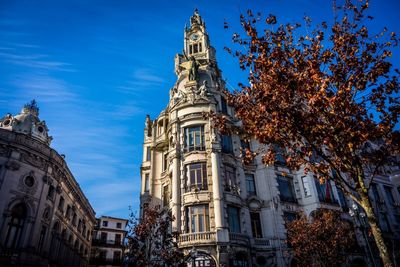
xmin=211 ymin=151 xmax=229 ymax=243
xmin=211 ymin=152 xmax=222 ymax=228
xmin=171 ymin=157 xmax=180 ymax=231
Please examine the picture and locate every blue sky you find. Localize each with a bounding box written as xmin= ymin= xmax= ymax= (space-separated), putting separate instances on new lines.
xmin=0 ymin=0 xmax=399 ymax=219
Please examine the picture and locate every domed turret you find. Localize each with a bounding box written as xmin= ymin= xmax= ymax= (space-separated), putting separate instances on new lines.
xmin=0 ymin=100 xmax=53 ymax=145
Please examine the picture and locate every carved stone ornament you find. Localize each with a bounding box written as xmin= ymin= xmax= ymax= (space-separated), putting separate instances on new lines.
xmin=21 ymin=152 xmax=45 ymax=170
xmin=18 ymin=171 xmax=39 ymax=195
xmin=5 ymin=161 xmax=20 ymax=171
xmin=0 ymin=146 xmax=9 ymax=157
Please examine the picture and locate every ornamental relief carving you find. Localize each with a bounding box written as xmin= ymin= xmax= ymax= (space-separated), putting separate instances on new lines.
xmin=21 ymin=152 xmax=45 ymax=170
xmin=5 ymin=161 xmax=20 ymax=171
xmin=15 ymin=135 xmax=47 ymax=152
xmin=17 ymin=171 xmax=39 ymax=195
xmin=52 ymin=167 xmax=64 ymax=182
xmin=0 ymin=146 xmax=9 ymax=157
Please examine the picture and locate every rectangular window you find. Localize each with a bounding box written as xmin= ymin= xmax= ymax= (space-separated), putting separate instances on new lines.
xmin=309 ymin=149 xmax=321 ymax=163
xmin=379 ymin=213 xmax=390 ymax=232
xmin=116 ymin=222 xmax=122 ymax=229
xmin=189 ymin=45 xmax=193 ymax=54
xmin=186 ymin=162 xmax=208 ymax=191
xmin=224 ymin=166 xmax=236 ymax=192
xmin=100 ymin=232 xmax=107 ymax=241
xmin=371 ymin=183 xmax=382 ymax=202
xmin=193 ymin=43 xmax=198 ymax=53
xmin=78 ymin=219 xmax=82 ymax=232
xmin=227 ymin=206 xmax=241 ymax=233
xmin=240 ymin=139 xmax=250 ymax=156
xmin=115 ymin=233 xmax=121 ymax=245
xmin=102 ymin=220 xmax=108 ymax=227
xmin=221 ymin=135 xmax=233 ymax=154
xmin=250 ymin=212 xmax=263 ymax=238
xmin=277 ymin=175 xmax=296 ymax=202
xmin=199 ymin=42 xmax=202 ymax=52
xmin=185 ymin=125 xmax=205 ymax=152
xmin=245 ymin=174 xmax=256 ymax=196
xmin=186 ymin=205 xmax=210 ymax=233
xmin=72 ymin=213 xmax=77 ymax=226
xmin=66 ymin=205 xmax=71 ymax=219
xmin=144 ymin=174 xmax=150 ymax=192
xmin=337 ymin=188 xmax=349 ymax=211
xmin=146 ymin=147 xmax=151 ymax=161
xmin=47 ymin=185 xmax=55 ymax=200
xmin=58 ymin=196 xmax=64 ymax=211
xmin=274 ymin=145 xmax=286 ymax=165
xmin=162 ymin=153 xmax=168 ymax=172
xmin=301 ymin=176 xmax=311 ymax=197
xmin=221 ymin=97 xmax=228 ymax=114
xmin=163 ymin=184 xmax=169 ymax=206
xmin=314 ymin=178 xmax=338 ymax=204
xmin=384 ymin=186 xmax=395 ymax=206
xmin=38 ymin=226 xmax=47 ymax=252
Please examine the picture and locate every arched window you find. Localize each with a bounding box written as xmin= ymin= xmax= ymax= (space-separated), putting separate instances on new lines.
xmin=50 ymin=222 xmax=61 ymax=260
xmin=5 ymin=203 xmax=27 ymax=249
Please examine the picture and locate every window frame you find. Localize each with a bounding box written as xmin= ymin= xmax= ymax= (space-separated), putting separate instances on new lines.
xmin=227 ymin=206 xmax=241 ymax=233
xmin=221 ymin=135 xmax=233 ymax=154
xmin=185 ymin=125 xmax=205 ymax=152
xmin=277 ymin=175 xmax=297 ymax=203
xmin=245 ymin=173 xmax=257 ymax=196
xmin=250 ymin=212 xmax=263 ymax=238
xmin=186 ymin=205 xmax=210 ymax=233
xmin=224 ymin=165 xmax=237 ymax=192
xmin=186 ymin=162 xmax=208 ymax=191
xmin=301 ymin=176 xmax=311 ymax=197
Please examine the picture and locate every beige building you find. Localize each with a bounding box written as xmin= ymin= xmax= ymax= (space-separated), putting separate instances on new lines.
xmin=0 ymin=101 xmax=96 ymax=267
xmin=140 ymin=10 xmax=400 ymax=267
xmin=90 ymin=216 xmax=128 ymax=267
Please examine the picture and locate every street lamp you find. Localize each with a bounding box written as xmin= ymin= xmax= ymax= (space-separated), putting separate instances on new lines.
xmin=349 ymin=203 xmax=376 ymax=267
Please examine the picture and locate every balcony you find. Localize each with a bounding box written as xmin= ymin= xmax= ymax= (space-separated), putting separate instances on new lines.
xmin=178 ymin=231 xmax=216 ymax=247
xmin=253 ymin=238 xmax=271 ymax=248
xmin=92 ymin=239 xmax=124 ymax=248
xmin=89 ymin=257 xmax=123 ymax=266
xmin=229 ymin=232 xmax=249 ymax=245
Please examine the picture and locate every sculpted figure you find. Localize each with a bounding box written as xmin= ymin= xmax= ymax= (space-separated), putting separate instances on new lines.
xmin=188 ymin=56 xmax=199 ymax=81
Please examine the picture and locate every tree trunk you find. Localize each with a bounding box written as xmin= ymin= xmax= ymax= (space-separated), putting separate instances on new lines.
xmin=359 ymin=190 xmax=393 ymax=267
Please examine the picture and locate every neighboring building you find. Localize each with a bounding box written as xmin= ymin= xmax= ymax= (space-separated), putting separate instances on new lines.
xmin=140 ymin=10 xmax=400 ymax=266
xmin=0 ymin=101 xmax=96 ymax=267
xmin=89 ymin=216 xmax=128 ymax=267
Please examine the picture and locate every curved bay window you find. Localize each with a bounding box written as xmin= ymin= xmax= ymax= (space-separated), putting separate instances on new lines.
xmin=186 ymin=205 xmax=210 ymax=233
xmin=4 ymin=203 xmax=27 ymax=249
xmin=186 ymin=162 xmax=208 ymax=191
xmin=185 ymin=125 xmax=205 ymax=152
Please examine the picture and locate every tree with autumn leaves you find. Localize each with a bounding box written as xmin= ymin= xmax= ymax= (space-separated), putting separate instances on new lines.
xmin=217 ymin=0 xmax=399 ymax=266
xmin=286 ymin=209 xmax=356 ymax=267
xmin=125 ymin=205 xmax=184 ymax=267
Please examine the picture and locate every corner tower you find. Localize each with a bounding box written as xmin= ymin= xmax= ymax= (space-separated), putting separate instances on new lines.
xmin=140 ymin=10 xmax=287 ymax=267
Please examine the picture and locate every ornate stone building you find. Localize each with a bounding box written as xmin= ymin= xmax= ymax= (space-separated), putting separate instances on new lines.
xmin=140 ymin=11 xmax=400 ymax=267
xmin=0 ymin=101 xmax=96 ymax=267
xmin=89 ymin=216 xmax=128 ymax=267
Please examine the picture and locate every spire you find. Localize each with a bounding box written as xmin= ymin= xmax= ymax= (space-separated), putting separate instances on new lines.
xmin=189 ymin=9 xmax=205 ymax=30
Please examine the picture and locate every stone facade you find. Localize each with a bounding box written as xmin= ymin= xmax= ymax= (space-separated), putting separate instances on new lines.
xmin=0 ymin=101 xmax=96 ymax=267
xmin=140 ymin=11 xmax=400 ymax=267
xmin=89 ymin=216 xmax=128 ymax=267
